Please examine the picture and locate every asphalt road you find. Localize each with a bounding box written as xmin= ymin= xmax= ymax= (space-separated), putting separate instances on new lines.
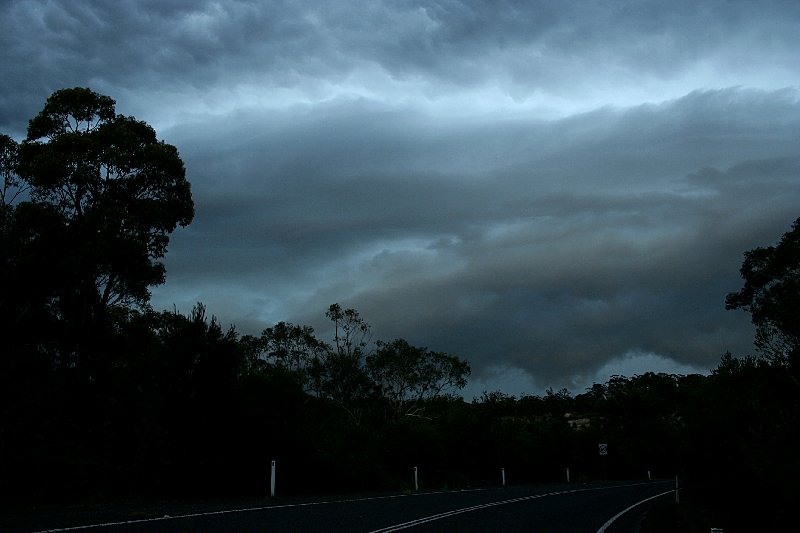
xmin=11 ymin=480 xmax=675 ymax=533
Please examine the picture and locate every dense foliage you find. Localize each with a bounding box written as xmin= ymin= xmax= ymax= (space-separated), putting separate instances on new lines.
xmin=1 ymin=89 xmax=798 ymax=532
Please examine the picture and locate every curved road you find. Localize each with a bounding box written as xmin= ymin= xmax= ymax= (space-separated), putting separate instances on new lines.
xmin=19 ymin=480 xmax=674 ymax=533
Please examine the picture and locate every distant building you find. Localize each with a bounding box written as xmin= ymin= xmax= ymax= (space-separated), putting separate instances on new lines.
xmin=564 ymin=412 xmax=591 ymax=430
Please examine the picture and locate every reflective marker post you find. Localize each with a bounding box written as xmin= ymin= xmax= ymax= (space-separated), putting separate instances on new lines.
xmin=501 ymin=467 xmax=506 ymax=487
xmin=566 ymin=467 xmax=570 ymax=483
xmin=414 ymin=466 xmax=419 ymax=492
xmin=270 ymin=460 xmax=276 ymax=498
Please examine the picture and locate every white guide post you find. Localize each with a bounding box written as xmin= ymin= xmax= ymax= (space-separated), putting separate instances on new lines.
xmin=501 ymin=467 xmax=506 ymax=487
xmin=270 ymin=460 xmax=276 ymax=498
xmin=566 ymin=467 xmax=570 ymax=483
xmin=414 ymin=466 xmax=419 ymax=492
xmin=675 ymin=475 xmax=679 ymax=504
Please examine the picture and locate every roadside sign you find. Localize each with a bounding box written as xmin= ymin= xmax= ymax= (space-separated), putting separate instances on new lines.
xmin=598 ymin=443 xmax=608 ymax=456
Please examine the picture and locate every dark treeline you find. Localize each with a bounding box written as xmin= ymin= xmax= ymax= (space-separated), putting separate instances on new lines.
xmin=2 ymin=89 xmax=799 ymax=532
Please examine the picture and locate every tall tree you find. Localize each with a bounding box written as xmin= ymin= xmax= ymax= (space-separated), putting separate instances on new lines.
xmin=0 ymin=134 xmax=23 ymax=208
xmin=318 ymin=304 xmax=375 ymax=424
xmin=726 ymin=216 xmax=800 ymax=369
xmin=325 ymin=303 xmax=371 ymax=360
xmin=0 ymin=134 xmax=19 ymax=319
xmin=13 ymin=87 xmax=194 ymax=362
xmin=247 ymin=321 xmax=330 ymax=394
xmin=260 ymin=321 xmax=325 ymax=372
xmin=0 ymin=134 xmax=24 ymax=323
xmin=367 ymin=338 xmax=470 ymax=419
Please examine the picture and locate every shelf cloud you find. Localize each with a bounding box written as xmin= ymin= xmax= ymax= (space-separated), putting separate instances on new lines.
xmin=2 ymin=0 xmax=799 ymax=393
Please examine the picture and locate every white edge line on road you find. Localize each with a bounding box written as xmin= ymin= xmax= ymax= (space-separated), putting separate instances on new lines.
xmin=33 ymin=487 xmax=495 ymax=532
xmin=596 ymin=489 xmax=675 ymax=533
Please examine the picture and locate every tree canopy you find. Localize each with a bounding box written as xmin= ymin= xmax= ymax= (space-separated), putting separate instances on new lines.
xmin=17 ymin=87 xmax=194 ymax=312
xmin=726 ymin=216 xmax=800 ymax=369
xmin=0 ymin=88 xmax=194 ymax=369
xmin=367 ymin=338 xmax=470 ymax=418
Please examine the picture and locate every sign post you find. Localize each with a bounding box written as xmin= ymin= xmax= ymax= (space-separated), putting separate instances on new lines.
xmin=599 ymin=444 xmax=608 ymax=480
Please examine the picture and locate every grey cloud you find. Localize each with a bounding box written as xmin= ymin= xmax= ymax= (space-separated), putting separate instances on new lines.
xmin=4 ymin=1 xmax=799 ymax=134
xmin=1 ymin=0 xmax=323 ymax=130
xmin=144 ymin=88 xmax=800 ymax=391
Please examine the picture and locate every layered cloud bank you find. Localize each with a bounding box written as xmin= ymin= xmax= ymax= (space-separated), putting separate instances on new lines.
xmin=2 ymin=0 xmax=799 ymax=393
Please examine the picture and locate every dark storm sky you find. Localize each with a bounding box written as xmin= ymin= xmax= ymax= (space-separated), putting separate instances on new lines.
xmin=2 ymin=0 xmax=799 ymax=395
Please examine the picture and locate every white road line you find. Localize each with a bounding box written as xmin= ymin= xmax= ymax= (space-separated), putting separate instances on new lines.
xmin=369 ymin=482 xmax=668 ymax=533
xmin=596 ymin=489 xmax=675 ymax=533
xmin=369 ymin=492 xmax=570 ymax=532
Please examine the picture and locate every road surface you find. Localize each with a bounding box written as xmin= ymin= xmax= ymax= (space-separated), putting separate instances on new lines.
xmin=10 ymin=480 xmax=675 ymax=532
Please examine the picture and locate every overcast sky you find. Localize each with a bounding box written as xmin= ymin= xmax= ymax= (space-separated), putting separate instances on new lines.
xmin=2 ymin=0 xmax=799 ymax=397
